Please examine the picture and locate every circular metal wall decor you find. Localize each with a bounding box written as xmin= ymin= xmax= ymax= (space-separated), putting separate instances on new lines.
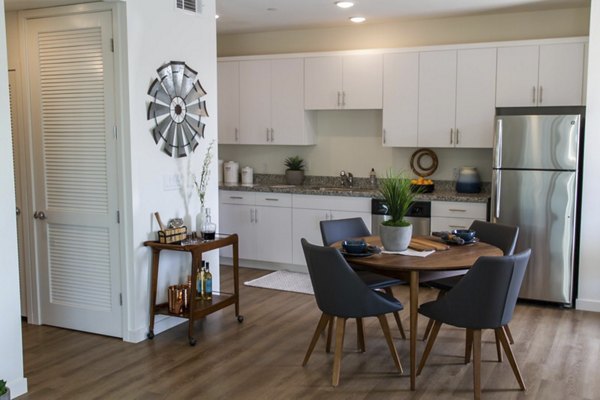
xmin=410 ymin=148 xmax=438 ymax=177
xmin=147 ymin=61 xmax=208 ymax=157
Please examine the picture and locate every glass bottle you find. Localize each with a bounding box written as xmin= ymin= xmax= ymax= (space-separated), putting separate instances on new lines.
xmin=196 ymin=262 xmax=205 ymax=299
xmin=203 ymin=262 xmax=213 ymax=301
xmin=201 ymin=208 xmax=217 ymax=240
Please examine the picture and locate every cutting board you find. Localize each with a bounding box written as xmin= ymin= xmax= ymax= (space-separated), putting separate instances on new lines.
xmin=409 ymin=237 xmax=449 ymax=251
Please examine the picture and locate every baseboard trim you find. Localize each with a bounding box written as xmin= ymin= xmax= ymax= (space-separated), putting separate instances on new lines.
xmin=575 ymin=298 xmax=600 ymax=312
xmin=8 ymin=376 xmax=28 ymax=398
xmin=219 ymin=257 xmax=308 ymax=274
xmin=125 ymin=315 xmax=187 ymax=343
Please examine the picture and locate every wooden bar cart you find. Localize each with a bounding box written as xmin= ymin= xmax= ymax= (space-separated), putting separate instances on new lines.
xmin=144 ymin=234 xmax=243 ymax=346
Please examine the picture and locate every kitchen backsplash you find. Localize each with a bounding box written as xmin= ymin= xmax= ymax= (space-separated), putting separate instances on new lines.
xmin=219 ymin=110 xmax=494 ymax=182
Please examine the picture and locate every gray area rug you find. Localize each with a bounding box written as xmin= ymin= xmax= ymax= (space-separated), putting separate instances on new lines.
xmin=244 ymin=270 xmax=314 ymax=295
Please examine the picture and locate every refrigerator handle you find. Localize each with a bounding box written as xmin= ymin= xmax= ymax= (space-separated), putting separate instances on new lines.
xmin=493 ymin=119 xmax=503 ymax=168
xmin=492 ymin=169 xmax=501 ymax=220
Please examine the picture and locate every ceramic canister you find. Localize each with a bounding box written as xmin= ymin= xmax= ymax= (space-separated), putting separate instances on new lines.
xmin=456 ymin=167 xmax=481 ymax=193
xmin=241 ymin=166 xmax=254 ymax=186
xmin=224 ymin=161 xmax=239 ymax=185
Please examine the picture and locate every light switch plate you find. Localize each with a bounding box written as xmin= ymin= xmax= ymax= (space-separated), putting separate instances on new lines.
xmin=163 ymin=174 xmax=182 ymax=191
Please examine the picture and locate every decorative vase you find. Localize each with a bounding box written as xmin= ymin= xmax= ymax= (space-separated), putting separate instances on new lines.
xmin=456 ymin=167 xmax=481 ymax=193
xmin=285 ymin=170 xmax=305 ymax=185
xmin=196 ymin=206 xmax=205 ymax=237
xmin=380 ymin=223 xmax=413 ymax=251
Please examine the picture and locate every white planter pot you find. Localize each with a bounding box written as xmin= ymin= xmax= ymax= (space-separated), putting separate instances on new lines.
xmin=380 ymin=223 xmax=412 ymax=251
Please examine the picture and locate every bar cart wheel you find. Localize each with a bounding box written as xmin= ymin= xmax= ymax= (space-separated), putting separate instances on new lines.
xmin=189 ymin=337 xmax=197 ymax=346
xmin=237 ymin=315 xmax=244 ymax=323
xmin=147 ymin=331 xmax=154 ymax=339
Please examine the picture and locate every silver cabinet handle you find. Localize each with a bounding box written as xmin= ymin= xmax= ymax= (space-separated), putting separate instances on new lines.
xmin=342 ymin=91 xmax=346 ymax=107
xmin=539 ymin=86 xmax=543 ymax=104
xmin=383 ymin=129 xmax=386 ymax=144
xmin=456 ymin=129 xmax=460 ymax=145
xmin=270 ymin=128 xmax=274 ymax=142
xmin=265 ymin=198 xmax=279 ymax=201
xmin=448 ymin=209 xmax=466 ymax=212
xmin=249 ymin=208 xmax=254 ymax=223
xmin=450 ymin=128 xmax=454 ymax=144
xmin=229 ymin=196 xmax=243 ymax=199
xmin=337 ymin=91 xmax=341 ymax=107
xmin=532 ymin=86 xmax=536 ymax=104
xmin=33 ymin=211 xmax=47 ymax=220
xmin=234 ymin=127 xmax=239 ymax=142
xmin=266 ymin=128 xmax=270 ymax=142
xmin=448 ymin=225 xmax=467 ymax=229
xmin=254 ymin=208 xmax=258 ymax=224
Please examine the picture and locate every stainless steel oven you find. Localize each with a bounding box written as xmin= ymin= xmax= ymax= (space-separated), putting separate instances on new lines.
xmin=371 ymin=199 xmax=431 ymax=236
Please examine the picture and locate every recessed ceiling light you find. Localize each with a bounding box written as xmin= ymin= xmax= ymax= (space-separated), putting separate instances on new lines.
xmin=335 ymin=1 xmax=354 ymax=8
xmin=349 ymin=16 xmax=366 ymax=23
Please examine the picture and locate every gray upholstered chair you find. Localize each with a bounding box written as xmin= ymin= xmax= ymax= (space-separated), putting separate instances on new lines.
xmin=301 ymin=238 xmax=404 ymax=386
xmin=320 ymin=217 xmax=407 ymax=339
xmin=423 ymin=220 xmax=520 ymax=352
xmin=417 ymin=250 xmax=531 ymax=400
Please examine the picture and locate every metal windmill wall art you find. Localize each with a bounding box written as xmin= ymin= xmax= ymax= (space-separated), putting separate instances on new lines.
xmin=147 ymin=61 xmax=208 ymax=157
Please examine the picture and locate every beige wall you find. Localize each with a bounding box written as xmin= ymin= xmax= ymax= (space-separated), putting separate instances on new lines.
xmin=217 ymin=7 xmax=589 ymax=182
xmin=218 ymin=7 xmax=590 ymax=56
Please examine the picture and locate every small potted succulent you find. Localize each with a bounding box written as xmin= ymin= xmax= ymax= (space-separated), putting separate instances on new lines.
xmin=378 ymin=169 xmax=416 ymax=251
xmin=284 ymin=156 xmax=305 ymax=185
xmin=0 ymin=380 xmax=10 ymax=400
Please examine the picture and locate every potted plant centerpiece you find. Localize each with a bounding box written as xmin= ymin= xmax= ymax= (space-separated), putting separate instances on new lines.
xmin=378 ymin=169 xmax=416 ymax=251
xmin=284 ymin=156 xmax=305 ymax=185
xmin=0 ymin=380 xmax=10 ymax=400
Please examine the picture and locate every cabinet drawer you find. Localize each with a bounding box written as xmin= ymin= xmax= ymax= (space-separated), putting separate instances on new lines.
xmin=431 ymin=201 xmax=486 ymax=219
xmin=431 ymin=217 xmax=479 ymax=233
xmin=255 ymin=193 xmax=292 ymax=207
xmin=220 ymin=191 xmax=255 ymax=205
xmin=292 ymin=194 xmax=371 ymax=212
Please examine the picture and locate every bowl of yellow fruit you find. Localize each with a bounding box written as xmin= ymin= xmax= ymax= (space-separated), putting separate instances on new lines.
xmin=410 ymin=177 xmax=434 ymax=193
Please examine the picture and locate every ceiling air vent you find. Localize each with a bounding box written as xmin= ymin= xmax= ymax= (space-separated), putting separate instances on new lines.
xmin=176 ymin=0 xmax=203 ymax=14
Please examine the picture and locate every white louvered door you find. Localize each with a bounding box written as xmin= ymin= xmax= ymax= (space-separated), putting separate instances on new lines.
xmin=25 ymin=11 xmax=122 ymax=337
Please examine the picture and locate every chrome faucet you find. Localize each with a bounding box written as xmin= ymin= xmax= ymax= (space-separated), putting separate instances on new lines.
xmin=340 ymin=170 xmax=354 ymax=187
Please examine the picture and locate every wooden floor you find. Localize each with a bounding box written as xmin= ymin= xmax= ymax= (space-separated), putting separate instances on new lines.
xmin=19 ymin=266 xmax=600 ymax=400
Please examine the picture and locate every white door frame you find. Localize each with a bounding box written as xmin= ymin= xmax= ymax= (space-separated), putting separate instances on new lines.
xmin=17 ymin=2 xmax=132 ymax=338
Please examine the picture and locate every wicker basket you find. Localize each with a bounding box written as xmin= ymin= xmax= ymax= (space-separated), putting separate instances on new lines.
xmin=158 ymin=226 xmax=187 ymax=244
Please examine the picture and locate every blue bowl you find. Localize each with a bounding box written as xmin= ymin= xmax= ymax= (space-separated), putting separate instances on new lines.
xmin=342 ymin=239 xmax=368 ymax=254
xmin=452 ymin=229 xmax=476 ymax=241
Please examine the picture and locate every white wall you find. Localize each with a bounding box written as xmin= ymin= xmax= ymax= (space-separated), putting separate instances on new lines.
xmin=122 ymin=0 xmax=219 ymax=342
xmin=0 ymin=1 xmax=28 ymax=397
xmin=578 ymin=0 xmax=600 ymax=312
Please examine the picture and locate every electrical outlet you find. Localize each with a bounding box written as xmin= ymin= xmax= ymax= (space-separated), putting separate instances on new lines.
xmin=163 ymin=174 xmax=182 ymax=191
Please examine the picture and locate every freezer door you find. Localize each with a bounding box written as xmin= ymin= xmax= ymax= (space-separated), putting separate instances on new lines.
xmin=493 ymin=114 xmax=580 ymax=170
xmin=491 ymin=169 xmax=577 ymax=304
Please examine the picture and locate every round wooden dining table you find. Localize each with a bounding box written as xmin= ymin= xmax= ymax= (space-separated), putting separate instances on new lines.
xmin=338 ymin=236 xmax=502 ymax=391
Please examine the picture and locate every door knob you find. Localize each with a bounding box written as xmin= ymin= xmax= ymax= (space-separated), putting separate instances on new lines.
xmin=16 ymin=207 xmax=21 ymax=216
xmin=34 ymin=211 xmax=47 ymax=220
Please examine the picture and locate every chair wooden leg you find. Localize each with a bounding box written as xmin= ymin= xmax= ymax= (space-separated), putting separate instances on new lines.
xmin=356 ymin=318 xmax=365 ymax=352
xmin=473 ymin=330 xmax=482 ymax=400
xmin=417 ymin=320 xmax=442 ymax=375
xmin=303 ymin=313 xmax=331 ymax=366
xmin=465 ymin=329 xmax=473 ymax=364
xmin=494 ymin=329 xmax=503 ymax=362
xmin=383 ymin=287 xmax=407 ymax=339
xmin=332 ymin=317 xmax=347 ymax=387
xmin=504 ymin=324 xmax=515 ymax=345
xmin=423 ymin=290 xmax=446 ymax=341
xmin=496 ymin=327 xmax=526 ymax=390
xmin=377 ymin=314 xmax=403 ymax=374
xmin=326 ymin=316 xmax=334 ymax=353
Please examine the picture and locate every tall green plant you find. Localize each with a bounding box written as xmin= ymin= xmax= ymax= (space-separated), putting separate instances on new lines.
xmin=379 ymin=169 xmax=415 ymax=227
xmin=0 ymin=380 xmax=7 ymax=396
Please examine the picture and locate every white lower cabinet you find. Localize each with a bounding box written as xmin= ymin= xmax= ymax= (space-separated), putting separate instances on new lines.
xmin=219 ymin=191 xmax=292 ymax=263
xmin=291 ymin=195 xmax=371 ymax=265
xmin=430 ymin=201 xmax=487 ymax=232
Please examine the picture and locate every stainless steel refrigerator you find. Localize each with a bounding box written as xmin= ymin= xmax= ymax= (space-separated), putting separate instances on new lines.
xmin=492 ymin=107 xmax=584 ymax=305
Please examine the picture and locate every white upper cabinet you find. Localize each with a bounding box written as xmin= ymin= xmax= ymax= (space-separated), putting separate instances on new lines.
xmin=496 ymin=43 xmax=585 ymax=107
xmin=226 ymin=58 xmax=315 ymax=145
xmin=217 ymin=61 xmax=240 ymax=144
xmin=418 ymin=50 xmax=457 ymax=148
xmin=304 ymin=54 xmax=383 ymax=110
xmin=418 ymin=48 xmax=496 ymax=148
xmin=455 ymin=48 xmax=497 ymax=148
xmin=382 ymin=52 xmax=419 ymax=147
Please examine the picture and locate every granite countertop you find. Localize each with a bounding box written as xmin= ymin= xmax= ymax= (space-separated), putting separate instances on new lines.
xmin=219 ymin=174 xmax=490 ymax=203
